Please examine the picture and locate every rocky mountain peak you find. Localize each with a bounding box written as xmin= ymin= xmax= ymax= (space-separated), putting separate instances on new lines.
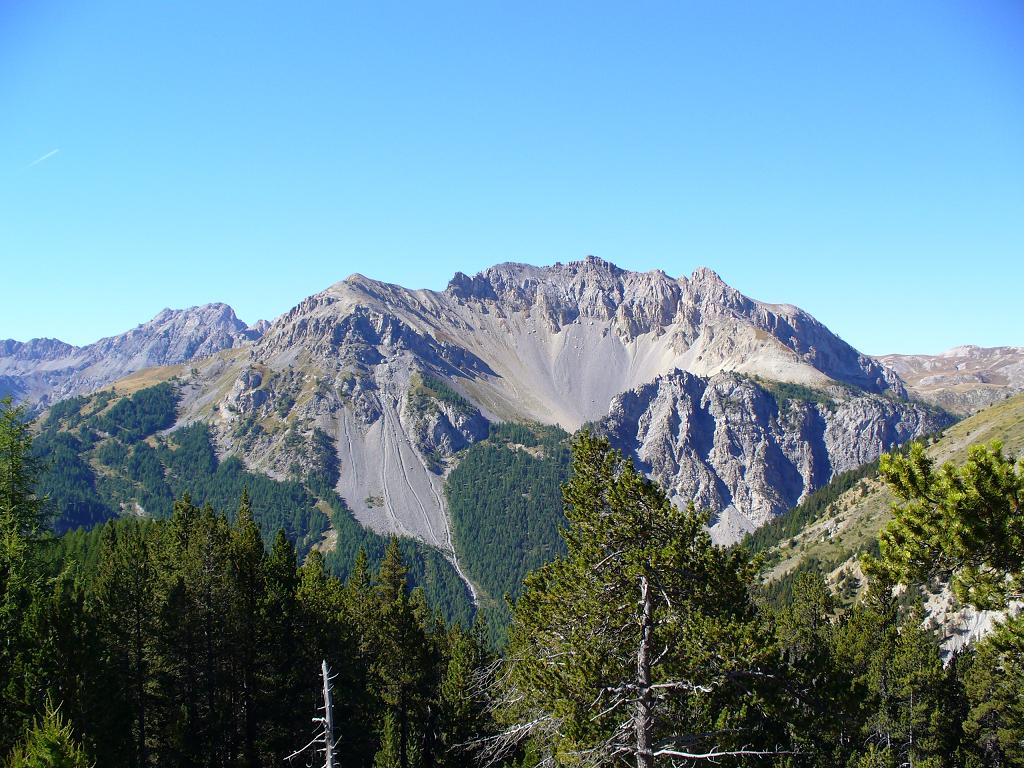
xmin=0 ymin=337 xmax=78 ymax=362
xmin=253 ymin=257 xmax=909 ymax=431
xmin=688 ymin=265 xmax=726 ymax=285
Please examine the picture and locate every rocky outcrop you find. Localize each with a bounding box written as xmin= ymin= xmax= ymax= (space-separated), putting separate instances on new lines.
xmin=600 ymin=370 xmax=951 ymax=543
xmin=401 ymin=380 xmax=489 ymax=471
xmin=442 ymin=257 xmax=902 ymax=396
xmin=242 ymin=257 xmax=907 ymax=435
xmin=1 ymin=303 xmax=263 ymax=408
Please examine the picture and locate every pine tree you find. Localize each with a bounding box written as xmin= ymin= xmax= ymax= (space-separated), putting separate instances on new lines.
xmin=0 ymin=398 xmax=51 ymax=755
xmin=373 ymin=712 xmax=401 ymax=768
xmin=91 ymin=521 xmax=155 ymax=768
xmin=436 ymin=621 xmax=489 ymax=768
xmin=372 ymin=539 xmax=433 ymax=768
xmin=40 ymin=572 xmax=98 ymax=760
xmin=960 ymin=613 xmax=1024 ymax=767
xmin=5 ymin=700 xmax=93 ymax=768
xmin=889 ymin=605 xmax=950 ymax=768
xmin=835 ymin=583 xmax=900 ymax=761
xmin=345 ymin=547 xmax=374 ymax=639
xmin=494 ymin=431 xmax=785 ymax=767
xmin=150 ymin=497 xmax=236 ymax=767
xmin=0 ymin=397 xmax=47 ymax=539
xmin=872 ymin=440 xmax=1024 ymax=610
xmin=298 ymin=548 xmax=366 ymax=762
xmin=229 ymin=489 xmax=264 ymax=768
xmin=257 ymin=529 xmax=304 ymax=764
xmin=342 ymin=547 xmax=378 ymax=766
xmin=774 ymin=573 xmax=852 ymax=762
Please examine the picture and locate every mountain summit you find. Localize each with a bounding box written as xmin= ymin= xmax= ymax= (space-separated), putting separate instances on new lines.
xmin=253 ymin=257 xmax=903 ymax=430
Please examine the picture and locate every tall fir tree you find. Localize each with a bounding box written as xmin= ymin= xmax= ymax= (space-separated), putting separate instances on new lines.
xmin=150 ymin=497 xmax=236 ymax=767
xmin=773 ymin=573 xmax=853 ymax=763
xmin=257 ymin=529 xmax=304 ymax=764
xmin=436 ymin=620 xmax=490 ymax=768
xmin=0 ymin=398 xmax=51 ymax=756
xmin=344 ymin=547 xmax=379 ymax=766
xmin=372 ymin=539 xmax=433 ymax=768
xmin=888 ymin=605 xmax=953 ymax=768
xmin=229 ymin=489 xmax=265 ymax=768
xmin=90 ymin=521 xmax=155 ymax=768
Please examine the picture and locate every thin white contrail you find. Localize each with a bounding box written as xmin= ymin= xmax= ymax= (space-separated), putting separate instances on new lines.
xmin=28 ymin=148 xmax=60 ymax=167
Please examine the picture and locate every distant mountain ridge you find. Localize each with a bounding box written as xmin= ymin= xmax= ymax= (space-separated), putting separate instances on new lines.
xmin=0 ymin=303 xmax=264 ymax=407
xmin=878 ymin=345 xmax=1024 ymax=414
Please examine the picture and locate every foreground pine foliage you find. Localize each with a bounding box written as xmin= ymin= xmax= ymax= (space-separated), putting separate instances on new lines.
xmin=5 ymin=702 xmax=92 ymax=768
xmin=491 ymin=432 xmax=786 ymax=766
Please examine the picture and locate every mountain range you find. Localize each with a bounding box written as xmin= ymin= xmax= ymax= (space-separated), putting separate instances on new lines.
xmin=4 ymin=257 xmax=1017 ymax=586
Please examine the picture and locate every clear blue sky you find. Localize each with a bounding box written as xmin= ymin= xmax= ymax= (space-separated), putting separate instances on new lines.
xmin=1 ymin=2 xmax=1021 ymax=355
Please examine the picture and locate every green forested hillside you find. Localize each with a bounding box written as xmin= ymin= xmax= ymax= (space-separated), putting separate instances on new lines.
xmin=445 ymin=422 xmax=570 ymax=638
xmin=31 ymin=383 xmax=474 ymax=625
xmin=5 ymin=397 xmax=1024 ymax=767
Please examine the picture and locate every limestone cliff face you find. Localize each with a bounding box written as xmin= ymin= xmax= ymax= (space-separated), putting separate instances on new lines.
xmin=0 ymin=303 xmax=261 ymax=408
xmin=600 ymin=371 xmax=950 ymax=543
xmin=247 ymin=256 xmax=905 ymax=434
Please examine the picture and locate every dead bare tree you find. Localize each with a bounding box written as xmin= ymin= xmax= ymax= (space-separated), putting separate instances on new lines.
xmin=285 ymin=660 xmax=338 ymax=768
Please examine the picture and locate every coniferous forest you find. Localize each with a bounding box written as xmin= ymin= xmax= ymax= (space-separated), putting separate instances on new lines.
xmin=3 ymin=394 xmax=1024 ymax=767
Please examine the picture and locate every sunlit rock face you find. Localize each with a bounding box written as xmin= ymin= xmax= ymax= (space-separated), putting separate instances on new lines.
xmin=600 ymin=370 xmax=948 ymax=544
xmin=185 ymin=256 xmax=925 ymax=549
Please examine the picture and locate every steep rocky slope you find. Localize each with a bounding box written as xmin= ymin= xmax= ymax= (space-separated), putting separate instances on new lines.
xmin=254 ymin=257 xmax=903 ymax=430
xmin=878 ymin=345 xmax=1024 ymax=415
xmin=599 ymin=371 xmax=949 ymax=543
xmin=1 ymin=303 xmax=263 ymax=408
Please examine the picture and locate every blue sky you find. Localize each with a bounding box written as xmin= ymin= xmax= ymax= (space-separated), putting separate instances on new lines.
xmin=1 ymin=2 xmax=1021 ymax=354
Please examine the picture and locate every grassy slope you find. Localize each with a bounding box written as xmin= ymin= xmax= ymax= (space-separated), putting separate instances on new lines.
xmin=758 ymin=392 xmax=1024 ymax=596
